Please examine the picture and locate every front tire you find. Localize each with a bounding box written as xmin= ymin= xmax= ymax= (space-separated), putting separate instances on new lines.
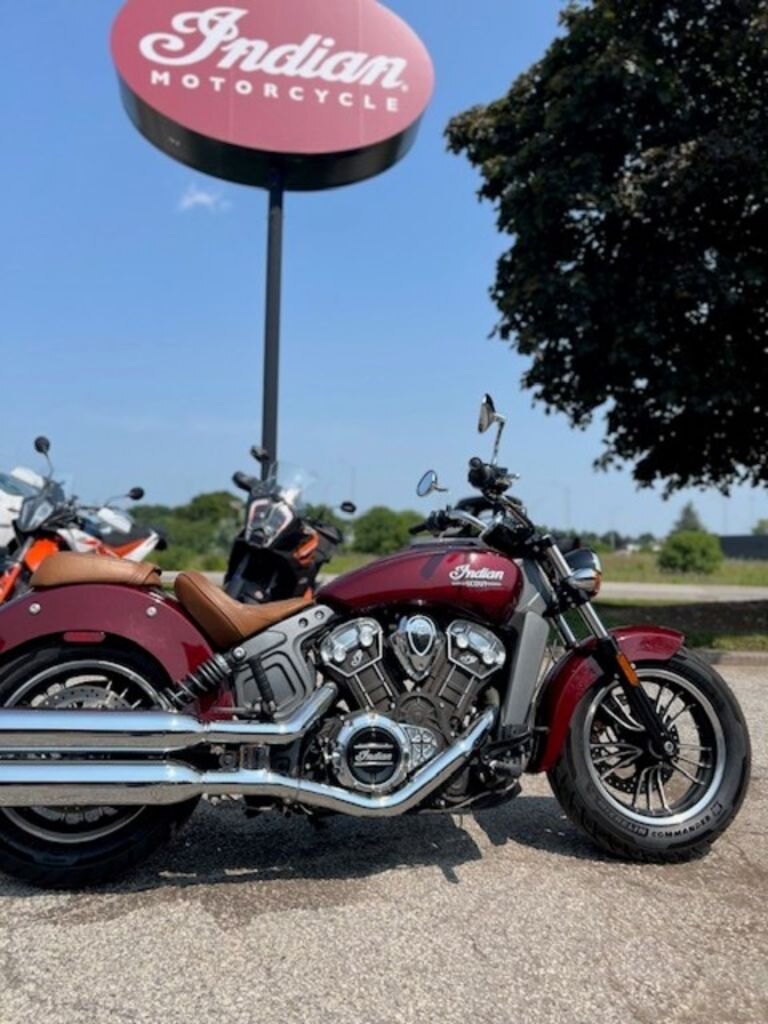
xmin=549 ymin=648 xmax=751 ymax=862
xmin=0 ymin=644 xmax=199 ymax=888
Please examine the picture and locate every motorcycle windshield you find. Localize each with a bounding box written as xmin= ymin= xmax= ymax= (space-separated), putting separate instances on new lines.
xmin=264 ymin=463 xmax=317 ymax=512
xmin=0 ymin=471 xmax=40 ymax=499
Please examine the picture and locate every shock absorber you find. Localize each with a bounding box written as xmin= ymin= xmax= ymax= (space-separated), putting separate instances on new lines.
xmin=163 ymin=652 xmax=237 ymax=711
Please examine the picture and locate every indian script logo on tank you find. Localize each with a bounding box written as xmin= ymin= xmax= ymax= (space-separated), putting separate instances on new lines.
xmin=449 ymin=564 xmax=506 ymax=589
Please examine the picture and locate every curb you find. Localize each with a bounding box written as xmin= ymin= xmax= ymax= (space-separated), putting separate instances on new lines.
xmin=697 ymin=649 xmax=768 ymax=668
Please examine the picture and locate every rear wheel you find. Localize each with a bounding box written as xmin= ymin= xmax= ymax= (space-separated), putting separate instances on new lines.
xmin=549 ymin=649 xmax=750 ymax=862
xmin=0 ymin=644 xmax=198 ymax=888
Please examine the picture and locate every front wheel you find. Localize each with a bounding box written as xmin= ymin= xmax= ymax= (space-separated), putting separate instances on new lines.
xmin=549 ymin=648 xmax=751 ymax=862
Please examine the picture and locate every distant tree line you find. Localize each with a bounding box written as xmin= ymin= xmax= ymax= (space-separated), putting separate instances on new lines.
xmin=132 ymin=495 xmax=425 ymax=569
xmin=133 ymin=491 xmax=765 ymax=576
xmin=132 ymin=492 xmax=243 ymax=571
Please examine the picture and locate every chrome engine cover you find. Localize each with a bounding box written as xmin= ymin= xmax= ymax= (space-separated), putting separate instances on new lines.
xmin=319 ymin=616 xmax=507 ymax=730
xmin=331 ymin=712 xmax=442 ymax=794
xmin=390 ymin=614 xmax=443 ymax=682
xmin=446 ymin=621 xmax=506 ymax=679
xmin=319 ymin=619 xmax=396 ymax=709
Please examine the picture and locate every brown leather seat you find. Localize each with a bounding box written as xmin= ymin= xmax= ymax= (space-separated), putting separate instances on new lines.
xmin=31 ymin=553 xmax=162 ymax=589
xmin=174 ymin=571 xmax=312 ymax=649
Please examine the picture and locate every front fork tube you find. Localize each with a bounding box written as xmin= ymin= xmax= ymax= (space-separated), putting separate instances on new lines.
xmin=581 ymin=606 xmax=671 ymax=750
xmin=546 ymin=545 xmax=669 ymax=750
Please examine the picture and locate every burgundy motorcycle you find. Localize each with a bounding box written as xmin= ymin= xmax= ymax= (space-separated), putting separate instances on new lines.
xmin=0 ymin=396 xmax=750 ymax=887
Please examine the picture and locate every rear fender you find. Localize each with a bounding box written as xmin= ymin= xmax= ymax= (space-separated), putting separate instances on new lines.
xmin=530 ymin=626 xmax=685 ymax=773
xmin=0 ymin=584 xmax=214 ymax=685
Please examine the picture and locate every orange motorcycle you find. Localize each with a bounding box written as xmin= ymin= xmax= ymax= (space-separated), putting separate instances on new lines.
xmin=0 ymin=436 xmax=165 ymax=604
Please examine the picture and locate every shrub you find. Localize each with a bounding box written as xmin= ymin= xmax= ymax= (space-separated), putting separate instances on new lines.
xmin=658 ymin=532 xmax=723 ymax=575
xmin=353 ymin=507 xmax=421 ymax=556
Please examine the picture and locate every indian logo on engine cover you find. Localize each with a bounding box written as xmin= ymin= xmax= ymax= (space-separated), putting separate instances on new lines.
xmin=449 ymin=564 xmax=505 ymax=588
xmin=348 ymin=729 xmax=401 ymax=787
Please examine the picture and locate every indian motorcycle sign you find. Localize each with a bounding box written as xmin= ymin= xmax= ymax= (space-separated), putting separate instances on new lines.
xmin=111 ymin=0 xmax=435 ymax=190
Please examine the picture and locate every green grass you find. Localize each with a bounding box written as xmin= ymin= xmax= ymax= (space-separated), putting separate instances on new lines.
xmin=570 ymin=600 xmax=768 ymax=652
xmin=326 ymin=551 xmax=768 ymax=587
xmin=600 ymin=552 xmax=768 ymax=586
xmin=323 ymin=551 xmax=375 ymax=575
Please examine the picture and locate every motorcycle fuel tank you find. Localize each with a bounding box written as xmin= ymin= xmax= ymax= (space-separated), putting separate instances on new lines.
xmin=319 ymin=544 xmax=523 ymax=624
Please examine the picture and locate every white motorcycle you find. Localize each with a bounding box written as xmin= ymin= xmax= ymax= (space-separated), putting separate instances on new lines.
xmin=0 ymin=436 xmax=166 ymax=604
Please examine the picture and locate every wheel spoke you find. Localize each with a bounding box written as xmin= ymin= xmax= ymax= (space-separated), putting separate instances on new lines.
xmin=655 ymin=687 xmax=677 ymax=720
xmin=591 ymin=740 xmax=643 ymax=767
xmin=601 ymin=694 xmax=644 ymax=733
xmin=590 ymin=740 xmax=642 ymax=753
xmin=645 ymin=768 xmax=654 ymax=811
xmin=598 ymin=750 xmax=642 ymax=777
xmin=654 ymin=766 xmax=671 ymax=812
xmin=631 ymin=767 xmax=650 ymax=808
xmin=674 ymin=753 xmax=712 ymax=769
xmin=664 ymin=702 xmax=693 ymax=727
xmin=670 ymin=760 xmax=704 ymax=785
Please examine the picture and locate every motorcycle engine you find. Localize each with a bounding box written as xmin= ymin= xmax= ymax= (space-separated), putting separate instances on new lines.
xmin=318 ymin=616 xmax=506 ymax=794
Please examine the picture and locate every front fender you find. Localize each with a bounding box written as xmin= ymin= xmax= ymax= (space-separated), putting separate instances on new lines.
xmin=530 ymin=625 xmax=685 ymax=773
xmin=0 ymin=584 xmax=213 ymax=684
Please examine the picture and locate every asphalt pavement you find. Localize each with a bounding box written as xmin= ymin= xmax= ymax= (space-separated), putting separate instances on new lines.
xmin=0 ymin=667 xmax=765 ymax=1024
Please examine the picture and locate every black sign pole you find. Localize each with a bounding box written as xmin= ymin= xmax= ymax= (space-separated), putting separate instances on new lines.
xmin=261 ymin=175 xmax=284 ymax=480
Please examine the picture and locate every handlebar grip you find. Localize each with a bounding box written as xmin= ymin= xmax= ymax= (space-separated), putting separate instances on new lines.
xmin=410 ymin=509 xmax=454 ymax=536
xmin=468 ymin=457 xmax=493 ymax=489
xmin=233 ymin=471 xmax=257 ymax=493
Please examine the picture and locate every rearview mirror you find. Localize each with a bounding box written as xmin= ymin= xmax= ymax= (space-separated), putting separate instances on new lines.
xmin=478 ymin=393 xmax=507 ymax=464
xmin=250 ymin=446 xmax=270 ymax=464
xmin=340 ymin=501 xmax=357 ymax=515
xmin=34 ymin=436 xmax=51 ymax=456
xmin=478 ymin=395 xmax=496 ymax=434
xmin=417 ymin=470 xmax=447 ymax=498
xmin=128 ymin=487 xmax=145 ymax=502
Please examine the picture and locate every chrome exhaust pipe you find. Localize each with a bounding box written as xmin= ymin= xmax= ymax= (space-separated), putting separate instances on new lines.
xmin=0 ymin=709 xmax=496 ymax=817
xmin=0 ymin=684 xmax=338 ymax=755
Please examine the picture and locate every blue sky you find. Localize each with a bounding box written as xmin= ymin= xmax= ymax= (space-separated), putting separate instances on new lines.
xmin=0 ymin=0 xmax=763 ymax=537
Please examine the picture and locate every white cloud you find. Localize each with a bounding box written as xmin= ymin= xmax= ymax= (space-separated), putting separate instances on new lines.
xmin=177 ymin=183 xmax=231 ymax=214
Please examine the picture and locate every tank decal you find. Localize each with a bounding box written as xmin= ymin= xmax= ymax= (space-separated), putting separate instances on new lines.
xmin=319 ymin=545 xmax=522 ymax=624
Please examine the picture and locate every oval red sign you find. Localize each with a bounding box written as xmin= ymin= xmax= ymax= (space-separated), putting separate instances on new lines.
xmin=112 ymin=0 xmax=435 ymax=190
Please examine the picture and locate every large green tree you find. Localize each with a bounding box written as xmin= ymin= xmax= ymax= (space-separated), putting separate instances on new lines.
xmin=447 ymin=0 xmax=768 ymax=494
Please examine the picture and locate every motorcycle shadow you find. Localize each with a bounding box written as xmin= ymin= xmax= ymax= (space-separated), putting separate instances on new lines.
xmin=0 ymin=795 xmax=606 ymax=899
xmin=141 ymin=794 xmax=606 ymax=893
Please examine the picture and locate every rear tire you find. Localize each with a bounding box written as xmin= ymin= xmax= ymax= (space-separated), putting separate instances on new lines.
xmin=548 ymin=649 xmax=750 ymax=862
xmin=0 ymin=644 xmax=199 ymax=888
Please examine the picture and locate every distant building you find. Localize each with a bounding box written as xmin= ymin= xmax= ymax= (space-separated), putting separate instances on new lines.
xmin=718 ymin=535 xmax=768 ymax=561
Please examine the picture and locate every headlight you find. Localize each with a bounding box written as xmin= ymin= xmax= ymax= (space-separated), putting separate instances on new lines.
xmin=246 ymin=501 xmax=292 ymax=545
xmin=17 ymin=496 xmax=55 ymax=534
xmin=564 ymin=548 xmax=603 ymax=597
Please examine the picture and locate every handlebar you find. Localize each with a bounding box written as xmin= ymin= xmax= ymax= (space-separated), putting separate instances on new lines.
xmin=409 ymin=509 xmax=452 ymax=536
xmin=410 ymin=507 xmax=487 ymax=537
xmin=233 ymin=471 xmax=259 ymax=493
